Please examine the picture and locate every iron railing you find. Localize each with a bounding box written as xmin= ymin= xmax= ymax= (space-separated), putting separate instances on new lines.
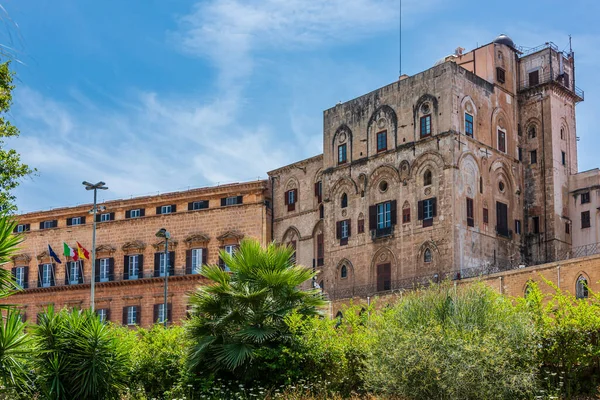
xmin=517 ymin=69 xmax=584 ymax=100
xmin=325 ymin=242 xmax=600 ymax=300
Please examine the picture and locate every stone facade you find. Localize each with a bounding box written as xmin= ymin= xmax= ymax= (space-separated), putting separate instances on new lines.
xmin=4 ymin=180 xmax=271 ymax=328
xmin=269 ymin=34 xmax=590 ymax=301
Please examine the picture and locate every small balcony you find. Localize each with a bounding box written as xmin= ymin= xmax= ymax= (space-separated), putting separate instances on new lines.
xmin=371 ymin=225 xmax=394 ymax=240
xmin=518 ymin=69 xmax=584 ymax=102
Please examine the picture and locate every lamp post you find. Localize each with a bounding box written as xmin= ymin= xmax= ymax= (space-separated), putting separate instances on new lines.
xmin=155 ymin=228 xmax=170 ymax=327
xmin=82 ymin=181 xmax=108 ymax=312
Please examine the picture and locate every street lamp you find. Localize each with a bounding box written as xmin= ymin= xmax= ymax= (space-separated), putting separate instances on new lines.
xmin=82 ymin=181 xmax=108 ymax=312
xmin=155 ymin=228 xmax=171 ymax=327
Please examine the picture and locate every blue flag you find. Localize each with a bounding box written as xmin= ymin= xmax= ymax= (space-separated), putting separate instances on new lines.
xmin=47 ymin=244 xmax=62 ymax=264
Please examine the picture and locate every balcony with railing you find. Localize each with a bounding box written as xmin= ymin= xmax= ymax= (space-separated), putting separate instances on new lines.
xmin=371 ymin=225 xmax=394 ymax=240
xmin=518 ymin=69 xmax=584 ymax=101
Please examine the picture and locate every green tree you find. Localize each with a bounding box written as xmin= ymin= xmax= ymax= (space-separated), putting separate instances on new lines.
xmin=185 ymin=239 xmax=325 ymax=381
xmin=33 ymin=307 xmax=130 ymax=400
xmin=0 ymin=61 xmax=35 ymax=213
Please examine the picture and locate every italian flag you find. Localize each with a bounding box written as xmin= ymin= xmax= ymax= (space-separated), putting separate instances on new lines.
xmin=63 ymin=242 xmax=79 ymax=261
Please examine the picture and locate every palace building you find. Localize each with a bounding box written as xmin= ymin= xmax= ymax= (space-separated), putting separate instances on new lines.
xmin=268 ymin=34 xmax=597 ymax=301
xmin=5 ymin=180 xmax=271 ymax=328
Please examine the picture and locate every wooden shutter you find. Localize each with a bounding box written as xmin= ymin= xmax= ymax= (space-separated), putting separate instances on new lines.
xmin=156 ymin=206 xmax=162 ymax=215
xmin=336 ymin=221 xmax=341 ymax=239
xmin=105 ymin=309 xmax=111 ymax=322
xmin=202 ymin=248 xmax=207 ymax=266
xmin=221 ymin=198 xmax=227 ymax=206
xmin=23 ymin=267 xmax=29 ymax=289
xmin=154 ymin=253 xmax=160 ymax=277
xmin=94 ymin=259 xmax=100 ymax=283
xmin=218 ymin=247 xmax=225 ymax=269
xmin=123 ymin=256 xmax=129 ymax=280
xmin=314 ymin=182 xmax=319 ymax=196
xmin=37 ymin=264 xmax=42 ymax=287
xmin=39 ymin=222 xmax=43 ymax=230
xmin=138 ymin=255 xmax=144 ymax=277
xmin=236 ymin=195 xmax=243 ymax=204
xmin=11 ymin=267 xmax=15 ymax=281
xmin=188 ymin=202 xmax=193 ymax=211
xmin=418 ymin=201 xmax=424 ymax=220
xmin=122 ymin=307 xmax=128 ymax=325
xmin=52 ymin=220 xmax=58 ymax=228
xmin=125 ymin=210 xmax=131 ymax=218
xmin=108 ymin=258 xmax=115 ymax=281
xmin=167 ymin=303 xmax=172 ymax=323
xmin=171 ymin=204 xmax=177 ymax=212
xmin=432 ymin=198 xmax=437 ymax=217
xmin=50 ymin=264 xmax=56 ymax=286
xmin=390 ymin=200 xmax=397 ymax=225
xmin=169 ymin=251 xmax=175 ymax=276
xmin=185 ymin=250 xmax=192 ymax=274
xmin=95 ymin=214 xmax=101 ymax=223
xmin=64 ymin=264 xmax=70 ymax=285
xmin=153 ymin=304 xmax=158 ymax=324
xmin=67 ymin=218 xmax=72 ymax=226
xmin=347 ymin=219 xmax=351 ymax=237
xmin=284 ymin=190 xmax=289 ymax=205
xmin=78 ymin=262 xmax=84 ymax=284
xmin=140 ymin=209 xmax=145 ymax=217
xmin=136 ymin=306 xmax=141 ymax=325
xmin=369 ymin=205 xmax=377 ymax=231
xmin=80 ymin=216 xmax=85 ymax=224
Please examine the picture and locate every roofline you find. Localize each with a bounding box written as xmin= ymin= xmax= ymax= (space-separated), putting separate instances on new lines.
xmin=267 ymin=153 xmax=323 ymax=176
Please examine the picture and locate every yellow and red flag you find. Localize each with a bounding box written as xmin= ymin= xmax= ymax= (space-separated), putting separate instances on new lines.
xmin=76 ymin=241 xmax=90 ymax=260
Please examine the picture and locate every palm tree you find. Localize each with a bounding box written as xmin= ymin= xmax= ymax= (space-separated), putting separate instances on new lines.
xmin=186 ymin=239 xmax=325 ymax=378
xmin=0 ymin=308 xmax=33 ymax=395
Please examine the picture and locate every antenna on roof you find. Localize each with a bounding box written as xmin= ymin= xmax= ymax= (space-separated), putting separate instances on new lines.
xmin=398 ymin=0 xmax=402 ymax=78
xmin=569 ymin=34 xmax=572 ymax=55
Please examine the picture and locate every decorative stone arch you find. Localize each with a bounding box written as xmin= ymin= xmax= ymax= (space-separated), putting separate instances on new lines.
xmin=335 ymin=258 xmax=355 ymax=286
xmin=329 ymin=176 xmax=359 ymax=199
xmin=575 ymin=271 xmax=591 ymax=299
xmin=417 ymin=240 xmax=440 ymax=269
xmin=523 ymin=280 xmax=535 ymax=297
xmin=457 ymin=153 xmax=481 ymax=197
xmin=11 ymin=254 xmax=31 ymax=266
xmin=491 ymin=107 xmax=513 ymax=154
xmin=411 ymin=151 xmax=445 ymax=182
xmin=367 ymin=105 xmax=398 ymax=155
xmin=367 ymin=164 xmax=401 ymax=192
xmin=370 ymin=246 xmax=398 ymax=284
xmin=332 ymin=124 xmax=353 ymax=164
xmin=281 ymin=226 xmax=301 ymax=243
xmin=489 ymin=159 xmax=516 ymax=195
xmin=284 ymin=176 xmax=300 ymax=192
xmin=414 ymin=93 xmax=439 ymax=140
xmin=559 ymin=117 xmax=570 ymax=140
xmin=524 ymin=117 xmax=541 ymax=138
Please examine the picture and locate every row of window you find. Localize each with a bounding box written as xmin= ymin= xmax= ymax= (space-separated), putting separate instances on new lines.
xmin=14 ymin=197 xmax=243 ymax=233
xmin=12 ymin=245 xmax=239 ymax=288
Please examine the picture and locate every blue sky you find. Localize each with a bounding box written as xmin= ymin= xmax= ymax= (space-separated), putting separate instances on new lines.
xmin=4 ymin=0 xmax=600 ymax=212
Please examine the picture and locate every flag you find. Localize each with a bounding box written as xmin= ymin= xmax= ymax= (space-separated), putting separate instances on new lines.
xmin=47 ymin=244 xmax=62 ymax=264
xmin=76 ymin=242 xmax=90 ymax=260
xmin=63 ymin=242 xmax=78 ymax=261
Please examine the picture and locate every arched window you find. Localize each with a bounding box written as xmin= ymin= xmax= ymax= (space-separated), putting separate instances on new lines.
xmin=576 ymin=275 xmax=589 ymax=299
xmin=424 ymin=170 xmax=432 ymax=186
xmin=524 ymin=284 xmax=532 ymax=298
xmin=341 ymin=193 xmax=348 ymax=208
xmin=424 ymin=248 xmax=432 ymax=263
xmin=340 ymin=265 xmax=347 ymax=278
xmin=560 ymin=127 xmax=565 ymax=140
xmin=528 ymin=125 xmax=537 ymax=139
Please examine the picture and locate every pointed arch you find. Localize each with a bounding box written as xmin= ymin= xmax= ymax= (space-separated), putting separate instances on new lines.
xmin=329 ymin=176 xmax=359 ymax=198
xmin=367 ymin=164 xmax=401 ymax=191
xmin=367 ymin=105 xmax=398 ymax=155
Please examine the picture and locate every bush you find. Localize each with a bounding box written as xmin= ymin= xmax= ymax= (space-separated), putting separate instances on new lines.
xmin=363 ymin=283 xmax=539 ymax=400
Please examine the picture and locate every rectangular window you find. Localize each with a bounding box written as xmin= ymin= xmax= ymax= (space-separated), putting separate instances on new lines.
xmin=157 ymin=303 xmax=167 ymax=324
xmin=99 ymin=259 xmax=110 ymax=282
xmin=222 ymin=196 xmax=243 ymax=206
xmin=532 ymin=216 xmax=540 ymax=234
xmin=14 ymin=267 xmax=25 ymax=287
xmin=338 ymin=144 xmax=347 ymax=164
xmin=97 ymin=309 xmax=108 ymax=323
xmin=497 ymin=130 xmax=506 ymax=153
xmin=161 ymin=205 xmax=172 ymax=215
xmin=16 ymin=224 xmax=25 ymax=233
xmin=159 ymin=253 xmax=169 ymax=276
xmin=483 ymin=208 xmax=489 ymax=224
xmin=582 ymin=211 xmax=591 ymax=229
xmin=518 ymin=147 xmax=523 ymax=162
xmin=529 ymin=70 xmax=539 ymax=86
xmin=566 ymin=222 xmax=570 ymax=234
xmin=126 ymin=306 xmax=137 ymax=325
xmin=341 ymin=220 xmax=349 ymax=239
xmin=420 ymin=115 xmax=432 ymax=138
xmin=376 ymin=130 xmax=387 ymax=152
xmin=71 ymin=217 xmax=82 ymax=226
xmin=129 ymin=209 xmax=141 ymax=218
xmin=530 ymin=150 xmax=537 ymax=164
xmin=191 ymin=248 xmax=203 ymax=274
xmin=402 ymin=207 xmax=411 ymax=223
xmin=377 ymin=263 xmax=391 ymax=292
xmin=285 ymin=189 xmax=297 ymax=212
xmin=358 ymin=218 xmax=365 ymax=234
xmin=317 ymin=234 xmax=324 ymax=266
xmin=288 ymin=190 xmax=295 ymax=205
xmin=191 ymin=201 xmax=209 ymax=210
xmin=466 ymin=198 xmax=474 ymax=227
xmin=377 ymin=202 xmax=392 ymax=229
xmin=128 ymin=255 xmax=139 ymax=279
xmin=496 ymin=67 xmax=505 ymax=83
xmin=42 ymin=264 xmax=53 ymax=287
xmin=423 ymin=199 xmax=434 ymax=220
xmin=465 ymin=113 xmax=474 ymax=137
xmin=42 ymin=220 xmax=55 ymax=229
xmin=562 ymin=151 xmax=566 ymax=166
xmin=315 ymin=181 xmax=322 ymax=203
xmin=515 ymin=219 xmax=522 ymax=235
xmin=223 ymin=245 xmax=236 ymax=272
xmin=100 ymin=213 xmax=111 ymax=222
xmin=563 ymin=72 xmax=570 ymax=88
xmin=581 ymin=192 xmax=590 ymax=204
xmin=496 ymin=202 xmax=509 ymax=237
xmin=68 ymin=262 xmax=80 ymax=285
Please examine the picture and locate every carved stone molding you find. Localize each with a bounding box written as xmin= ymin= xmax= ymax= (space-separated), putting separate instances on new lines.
xmin=217 ymin=230 xmax=244 ymax=243
xmin=11 ymin=254 xmax=31 ymax=265
xmin=36 ymin=251 xmax=50 ymax=261
xmin=184 ymin=233 xmax=210 ymax=248
xmin=152 ymin=240 xmax=178 ymax=251
xmin=95 ymin=244 xmax=116 ymax=255
xmin=122 ymin=240 xmax=146 ymax=253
